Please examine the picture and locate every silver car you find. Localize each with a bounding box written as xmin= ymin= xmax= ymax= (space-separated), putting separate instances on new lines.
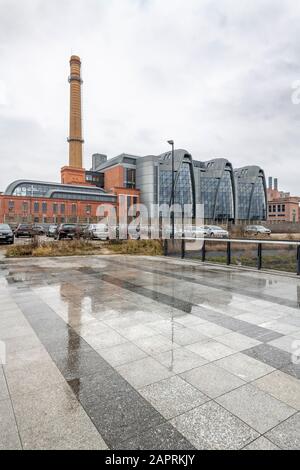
xmin=205 ymin=225 xmax=229 ymax=238
xmin=183 ymin=225 xmax=209 ymax=238
xmin=244 ymin=225 xmax=271 ymax=235
xmin=87 ymin=223 xmax=110 ymax=240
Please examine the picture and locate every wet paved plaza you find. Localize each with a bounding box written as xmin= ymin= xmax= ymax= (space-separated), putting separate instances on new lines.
xmin=1 ymin=254 xmax=300 ymax=450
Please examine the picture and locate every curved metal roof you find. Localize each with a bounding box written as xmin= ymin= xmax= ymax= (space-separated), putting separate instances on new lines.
xmin=4 ymin=179 xmax=107 ymax=196
xmin=48 ymin=190 xmax=116 ymax=201
xmin=234 ymin=165 xmax=265 ymax=178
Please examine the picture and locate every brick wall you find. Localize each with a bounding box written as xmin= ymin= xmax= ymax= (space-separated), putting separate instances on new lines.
xmin=0 ymin=195 xmax=116 ymax=225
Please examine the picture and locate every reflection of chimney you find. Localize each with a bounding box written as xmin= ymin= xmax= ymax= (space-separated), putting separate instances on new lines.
xmin=68 ymin=55 xmax=84 ymax=168
xmin=274 ymin=178 xmax=278 ymax=191
xmin=268 ymin=176 xmax=273 ymax=190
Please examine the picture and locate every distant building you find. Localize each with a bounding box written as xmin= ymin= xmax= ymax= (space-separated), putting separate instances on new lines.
xmin=234 ymin=166 xmax=267 ymax=221
xmin=267 ymin=177 xmax=300 ymax=222
xmin=193 ymin=159 xmax=235 ymax=222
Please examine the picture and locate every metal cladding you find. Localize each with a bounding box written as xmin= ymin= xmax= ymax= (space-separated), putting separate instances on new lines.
xmin=68 ymin=55 xmax=84 ymax=168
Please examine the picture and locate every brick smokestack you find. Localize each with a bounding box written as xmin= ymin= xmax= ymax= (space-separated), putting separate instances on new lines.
xmin=68 ymin=55 xmax=84 ymax=168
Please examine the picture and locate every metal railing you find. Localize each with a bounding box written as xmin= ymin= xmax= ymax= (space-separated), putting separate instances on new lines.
xmin=164 ymin=237 xmax=300 ymax=275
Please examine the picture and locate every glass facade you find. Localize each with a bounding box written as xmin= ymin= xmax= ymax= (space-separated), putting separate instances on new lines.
xmin=235 ymin=168 xmax=267 ymax=220
xmin=159 ymin=162 xmax=193 ymax=215
xmin=249 ymin=177 xmax=266 ymax=219
xmin=9 ymin=182 xmax=107 ymax=198
xmin=199 ymin=169 xmax=234 ymax=221
xmin=51 ymin=192 xmax=116 ymax=202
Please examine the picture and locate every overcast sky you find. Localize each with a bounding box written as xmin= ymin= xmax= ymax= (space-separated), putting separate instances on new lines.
xmin=1 ymin=0 xmax=300 ymax=193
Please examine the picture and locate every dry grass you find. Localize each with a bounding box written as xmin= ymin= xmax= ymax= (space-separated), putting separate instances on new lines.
xmin=108 ymin=239 xmax=163 ymax=255
xmin=5 ymin=238 xmax=163 ymax=258
xmin=6 ymin=239 xmax=100 ymax=257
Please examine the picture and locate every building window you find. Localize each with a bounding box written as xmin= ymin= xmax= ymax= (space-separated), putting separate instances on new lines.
xmin=22 ymin=201 xmax=28 ymax=212
xmin=277 ymin=204 xmax=281 ymax=212
xmin=8 ymin=200 xmax=14 ymax=211
xmin=71 ymin=204 xmax=77 ymax=215
xmin=34 ymin=217 xmax=39 ymax=223
xmin=272 ymin=205 xmax=276 ymax=212
xmin=86 ymin=205 xmax=91 ymax=214
xmin=53 ymin=203 xmax=58 ymax=214
xmin=34 ymin=202 xmax=39 ymax=213
xmin=124 ymin=168 xmax=136 ymax=189
xmin=282 ymin=204 xmax=285 ymax=212
xmin=268 ymin=205 xmax=272 ymax=212
xmin=42 ymin=202 xmax=47 ymax=213
xmin=61 ymin=204 xmax=65 ymax=214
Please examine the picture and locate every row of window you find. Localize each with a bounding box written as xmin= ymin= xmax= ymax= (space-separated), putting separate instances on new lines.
xmin=268 ymin=204 xmax=286 ymax=213
xmin=8 ymin=200 xmax=93 ymax=215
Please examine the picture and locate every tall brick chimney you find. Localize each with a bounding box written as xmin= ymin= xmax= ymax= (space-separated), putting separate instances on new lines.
xmin=61 ymin=55 xmax=86 ymax=185
xmin=68 ymin=55 xmax=84 ymax=168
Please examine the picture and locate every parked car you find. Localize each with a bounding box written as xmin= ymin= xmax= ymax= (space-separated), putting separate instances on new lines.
xmin=244 ymin=225 xmax=271 ymax=235
xmin=54 ymin=224 xmax=80 ymax=240
xmin=205 ymin=225 xmax=229 ymax=238
xmin=0 ymin=224 xmax=14 ymax=244
xmin=83 ymin=223 xmax=110 ymax=240
xmin=183 ymin=225 xmax=209 ymax=238
xmin=47 ymin=225 xmax=58 ymax=238
xmin=14 ymin=224 xmax=34 ymax=238
xmin=32 ymin=224 xmax=46 ymax=235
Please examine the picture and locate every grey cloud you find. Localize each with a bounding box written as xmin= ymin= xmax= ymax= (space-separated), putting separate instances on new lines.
xmin=0 ymin=0 xmax=300 ymax=194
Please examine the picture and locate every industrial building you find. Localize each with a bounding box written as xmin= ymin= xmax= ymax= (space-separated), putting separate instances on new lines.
xmin=267 ymin=177 xmax=300 ymax=222
xmin=0 ymin=55 xmax=268 ymax=225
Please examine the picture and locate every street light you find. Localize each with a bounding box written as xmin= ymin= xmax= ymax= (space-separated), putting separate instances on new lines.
xmin=167 ymin=140 xmax=175 ymax=239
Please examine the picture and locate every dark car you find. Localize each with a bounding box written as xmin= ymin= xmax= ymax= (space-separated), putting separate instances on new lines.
xmin=32 ymin=224 xmax=46 ymax=235
xmin=47 ymin=224 xmax=58 ymax=238
xmin=0 ymin=224 xmax=14 ymax=244
xmin=14 ymin=224 xmax=34 ymax=238
xmin=54 ymin=224 xmax=80 ymax=240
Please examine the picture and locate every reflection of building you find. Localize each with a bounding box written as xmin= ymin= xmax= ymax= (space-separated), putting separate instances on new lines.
xmin=234 ymin=166 xmax=267 ymax=221
xmin=193 ymin=158 xmax=235 ymax=222
xmin=267 ymin=177 xmax=300 ymax=222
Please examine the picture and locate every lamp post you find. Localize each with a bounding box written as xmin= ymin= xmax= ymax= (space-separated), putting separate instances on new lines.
xmin=167 ymin=140 xmax=175 ymax=239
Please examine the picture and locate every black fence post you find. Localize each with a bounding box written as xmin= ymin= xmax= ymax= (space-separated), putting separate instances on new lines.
xmin=164 ymin=239 xmax=168 ymax=256
xmin=257 ymin=243 xmax=262 ymax=270
xmin=181 ymin=237 xmax=185 ymax=259
xmin=201 ymin=240 xmax=206 ymax=262
xmin=297 ymin=245 xmax=300 ymax=276
xmin=227 ymin=241 xmax=231 ymax=266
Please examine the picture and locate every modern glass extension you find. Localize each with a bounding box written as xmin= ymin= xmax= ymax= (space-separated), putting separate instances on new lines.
xmin=234 ymin=166 xmax=267 ymax=220
xmin=197 ymin=159 xmax=235 ymax=221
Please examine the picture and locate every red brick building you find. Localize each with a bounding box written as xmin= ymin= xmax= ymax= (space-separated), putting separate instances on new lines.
xmin=267 ymin=177 xmax=300 ymax=223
